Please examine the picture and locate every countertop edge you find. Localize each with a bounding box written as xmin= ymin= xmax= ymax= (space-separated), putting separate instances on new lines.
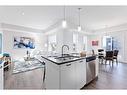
xmin=41 ymin=55 xmax=97 ymax=65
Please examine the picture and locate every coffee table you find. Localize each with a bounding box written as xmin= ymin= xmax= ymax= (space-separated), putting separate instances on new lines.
xmin=24 ymin=57 xmax=35 ymax=65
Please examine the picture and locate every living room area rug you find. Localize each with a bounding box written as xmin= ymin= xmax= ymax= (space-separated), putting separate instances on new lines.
xmin=13 ymin=58 xmax=45 ymax=74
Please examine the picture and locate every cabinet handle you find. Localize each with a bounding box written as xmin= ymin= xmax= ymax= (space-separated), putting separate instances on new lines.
xmin=43 ymin=62 xmax=46 ymax=83
xmin=79 ymin=60 xmax=83 ymax=63
xmin=66 ymin=64 xmax=71 ymax=66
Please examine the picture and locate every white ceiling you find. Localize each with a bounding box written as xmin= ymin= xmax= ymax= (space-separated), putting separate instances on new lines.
xmin=1 ymin=6 xmax=127 ymax=31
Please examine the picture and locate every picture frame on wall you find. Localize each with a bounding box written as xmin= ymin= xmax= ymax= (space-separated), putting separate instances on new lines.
xmin=92 ymin=41 xmax=98 ymax=46
xmin=14 ymin=37 xmax=35 ymax=49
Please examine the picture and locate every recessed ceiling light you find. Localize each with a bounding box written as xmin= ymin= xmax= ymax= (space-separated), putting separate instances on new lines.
xmin=22 ymin=12 xmax=25 ymax=15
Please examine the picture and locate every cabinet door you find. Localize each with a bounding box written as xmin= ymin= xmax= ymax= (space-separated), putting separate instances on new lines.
xmin=76 ymin=59 xmax=86 ymax=89
xmin=45 ymin=60 xmax=60 ymax=89
xmin=60 ymin=62 xmax=76 ymax=89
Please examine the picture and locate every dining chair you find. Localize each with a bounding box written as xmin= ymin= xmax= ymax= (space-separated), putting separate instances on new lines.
xmin=104 ymin=51 xmax=114 ymax=65
xmin=113 ymin=50 xmax=119 ymax=64
xmin=98 ymin=49 xmax=104 ymax=64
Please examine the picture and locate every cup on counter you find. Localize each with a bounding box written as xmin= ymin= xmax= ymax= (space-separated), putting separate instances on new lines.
xmin=80 ymin=51 xmax=86 ymax=57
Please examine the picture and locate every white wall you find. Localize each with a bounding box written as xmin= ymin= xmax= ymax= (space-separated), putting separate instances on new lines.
xmin=3 ymin=30 xmax=44 ymax=60
xmin=45 ymin=27 xmax=91 ymax=54
xmin=88 ymin=35 xmax=102 ymax=54
xmin=62 ymin=29 xmax=73 ymax=53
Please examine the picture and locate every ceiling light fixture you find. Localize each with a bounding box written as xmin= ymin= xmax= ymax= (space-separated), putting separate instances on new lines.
xmin=22 ymin=12 xmax=25 ymax=15
xmin=78 ymin=8 xmax=82 ymax=31
xmin=62 ymin=6 xmax=67 ymax=28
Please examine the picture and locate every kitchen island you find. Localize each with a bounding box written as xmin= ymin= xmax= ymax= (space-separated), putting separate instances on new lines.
xmin=41 ymin=54 xmax=99 ymax=89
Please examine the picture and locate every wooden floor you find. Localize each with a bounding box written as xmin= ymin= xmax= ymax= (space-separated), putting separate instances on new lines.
xmin=4 ymin=62 xmax=127 ymax=89
xmin=4 ymin=64 xmax=44 ymax=89
xmin=83 ymin=62 xmax=127 ymax=89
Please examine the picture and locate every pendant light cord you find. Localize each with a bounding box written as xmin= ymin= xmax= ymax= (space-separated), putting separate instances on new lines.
xmin=78 ymin=8 xmax=81 ymax=26
xmin=64 ymin=5 xmax=66 ymax=21
xmin=106 ymin=25 xmax=108 ymax=36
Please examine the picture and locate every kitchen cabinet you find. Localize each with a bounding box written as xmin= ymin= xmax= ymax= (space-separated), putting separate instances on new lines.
xmin=76 ymin=59 xmax=86 ymax=89
xmin=60 ymin=61 xmax=76 ymax=89
xmin=45 ymin=59 xmax=87 ymax=89
xmin=43 ymin=55 xmax=98 ymax=89
xmin=60 ymin=59 xmax=87 ymax=89
xmin=44 ymin=59 xmax=60 ymax=89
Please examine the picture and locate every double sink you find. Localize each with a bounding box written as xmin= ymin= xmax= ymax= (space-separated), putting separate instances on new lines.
xmin=54 ymin=54 xmax=80 ymax=61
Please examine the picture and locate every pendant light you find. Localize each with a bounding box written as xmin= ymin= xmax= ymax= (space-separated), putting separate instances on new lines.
xmin=62 ymin=6 xmax=67 ymax=28
xmin=78 ymin=8 xmax=82 ymax=31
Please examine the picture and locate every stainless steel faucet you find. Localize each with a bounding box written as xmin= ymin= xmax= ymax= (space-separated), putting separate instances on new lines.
xmin=62 ymin=45 xmax=69 ymax=56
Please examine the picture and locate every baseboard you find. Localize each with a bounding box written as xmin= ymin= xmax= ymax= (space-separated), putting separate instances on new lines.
xmin=119 ymin=61 xmax=127 ymax=64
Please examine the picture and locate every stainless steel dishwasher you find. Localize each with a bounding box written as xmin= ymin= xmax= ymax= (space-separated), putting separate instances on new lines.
xmin=86 ymin=56 xmax=96 ymax=84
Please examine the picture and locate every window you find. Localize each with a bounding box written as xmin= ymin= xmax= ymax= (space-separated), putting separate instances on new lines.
xmin=103 ymin=35 xmax=121 ymax=51
xmin=73 ymin=33 xmax=78 ymax=52
xmin=83 ymin=36 xmax=87 ymax=51
xmin=102 ymin=36 xmax=113 ymax=51
xmin=48 ymin=34 xmax=57 ymax=52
